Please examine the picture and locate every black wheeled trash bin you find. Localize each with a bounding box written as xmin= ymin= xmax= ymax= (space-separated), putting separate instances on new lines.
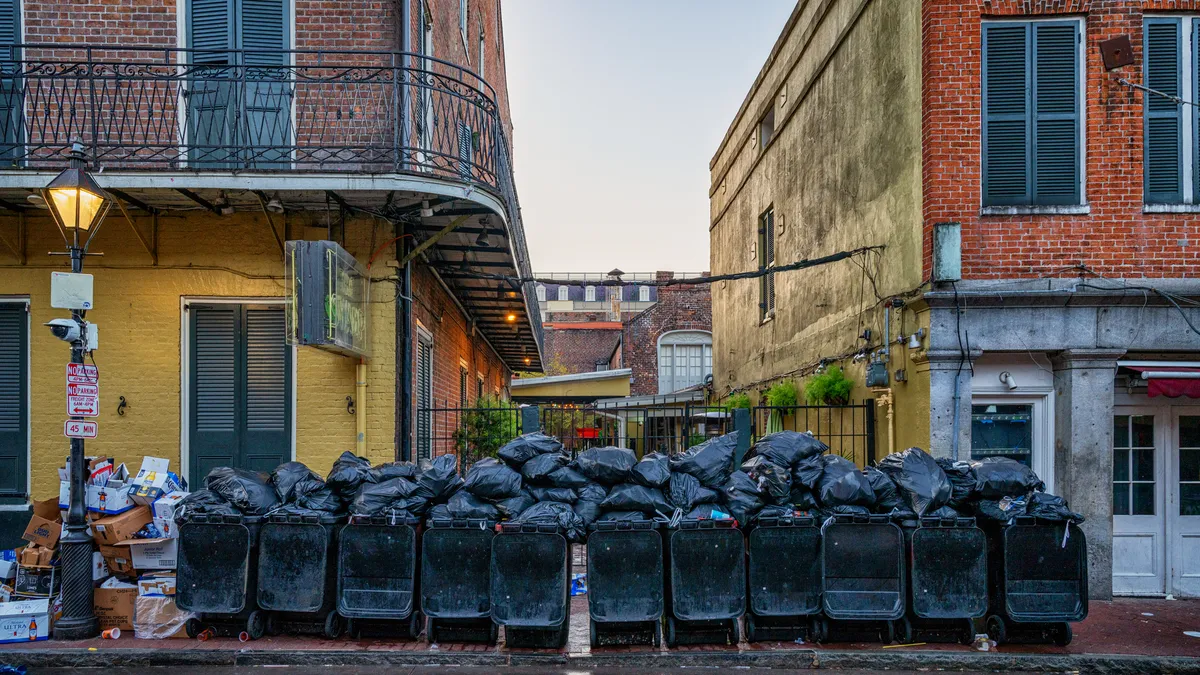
xmin=491 ymin=521 xmax=570 ymax=649
xmin=820 ymin=513 xmax=905 ymax=643
xmin=337 ymin=514 xmax=423 ymax=639
xmin=257 ymin=512 xmax=345 ymax=638
xmin=177 ymin=513 xmax=267 ymax=640
xmin=587 ymin=519 xmax=663 ymax=647
xmin=984 ymin=515 xmax=1087 ymax=646
xmin=901 ymin=514 xmax=987 ymax=644
xmin=421 ymin=517 xmax=498 ymax=644
xmin=663 ymin=518 xmax=745 ymax=647
xmin=745 ymin=515 xmax=821 ymax=642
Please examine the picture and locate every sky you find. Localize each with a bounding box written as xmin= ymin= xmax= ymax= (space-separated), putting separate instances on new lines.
xmin=502 ymin=0 xmax=796 ymax=275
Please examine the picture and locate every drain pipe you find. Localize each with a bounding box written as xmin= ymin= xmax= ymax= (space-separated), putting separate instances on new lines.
xmin=357 ymin=360 xmax=368 ymax=457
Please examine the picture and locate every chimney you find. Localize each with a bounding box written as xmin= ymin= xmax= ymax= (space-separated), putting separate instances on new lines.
xmin=607 ymin=268 xmax=624 ymax=322
xmin=655 ymin=271 xmax=674 ymax=282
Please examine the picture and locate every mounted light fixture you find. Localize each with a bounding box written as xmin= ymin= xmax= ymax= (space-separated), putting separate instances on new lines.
xmin=420 ymin=200 xmax=434 ymax=218
xmin=476 ymin=230 xmax=489 ymax=247
xmin=524 ymin=357 xmax=531 ymax=365
xmin=505 ymin=313 xmax=517 ymax=322
xmin=999 ymin=371 xmax=1018 ymax=391
xmin=42 ymin=142 xmax=113 ymax=251
xmin=26 ymin=193 xmax=48 ymax=208
xmin=213 ymin=191 xmax=234 ymax=216
xmin=265 ymin=193 xmax=285 ymax=214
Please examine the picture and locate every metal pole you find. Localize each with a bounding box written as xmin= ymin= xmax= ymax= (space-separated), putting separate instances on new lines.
xmin=53 ymin=245 xmax=99 ymax=640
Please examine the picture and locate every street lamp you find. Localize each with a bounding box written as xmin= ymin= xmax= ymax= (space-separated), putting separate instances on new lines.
xmin=45 ymin=141 xmax=112 ymax=641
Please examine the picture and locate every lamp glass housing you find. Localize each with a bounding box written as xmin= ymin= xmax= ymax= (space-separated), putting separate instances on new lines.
xmin=42 ymin=165 xmax=113 ymax=249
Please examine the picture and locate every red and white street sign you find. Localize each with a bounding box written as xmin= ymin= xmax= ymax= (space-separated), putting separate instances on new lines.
xmin=66 ymin=363 xmax=98 ymax=384
xmin=67 ymin=383 xmax=98 ymax=398
xmin=64 ymin=420 xmax=97 ymax=438
xmin=67 ymin=395 xmax=99 ymax=417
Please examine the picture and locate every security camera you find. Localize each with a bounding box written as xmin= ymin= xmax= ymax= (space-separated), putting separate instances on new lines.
xmin=45 ymin=318 xmax=81 ymax=343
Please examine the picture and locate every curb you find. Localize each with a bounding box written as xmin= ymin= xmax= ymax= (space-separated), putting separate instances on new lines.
xmin=4 ymin=648 xmax=1200 ymax=672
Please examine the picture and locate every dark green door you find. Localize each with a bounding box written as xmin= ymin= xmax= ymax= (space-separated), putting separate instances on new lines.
xmin=0 ymin=302 xmax=27 ymax=504
xmin=189 ymin=303 xmax=291 ymax=480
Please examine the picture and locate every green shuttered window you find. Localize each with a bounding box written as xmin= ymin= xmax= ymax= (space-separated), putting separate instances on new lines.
xmin=0 ymin=303 xmax=27 ymax=503
xmin=1144 ymin=17 xmax=1199 ymax=205
xmin=0 ymin=0 xmax=20 ymax=162
xmin=983 ymin=20 xmax=1082 ymax=207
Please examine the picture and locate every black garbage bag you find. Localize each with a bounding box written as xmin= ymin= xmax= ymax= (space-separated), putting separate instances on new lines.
xmin=414 ymin=454 xmax=465 ymax=503
xmin=830 ymin=504 xmax=871 ymax=516
xmin=936 ymin=458 xmax=977 ymax=508
xmin=447 ymin=491 xmax=501 ymax=519
xmin=574 ymin=447 xmax=638 ymax=485
xmin=497 ymin=432 xmax=563 ymax=467
xmin=670 ymin=432 xmax=737 ymax=488
xmin=173 ymin=490 xmax=240 ymax=522
xmin=574 ymin=500 xmax=603 ymax=527
xmin=577 ymin=482 xmax=608 ymax=504
xmin=496 ymin=490 xmax=537 ymax=519
xmin=926 ymin=505 xmax=960 ymax=519
xmin=547 ymin=465 xmax=590 ymax=489
xmin=751 ymin=431 xmax=828 ymax=468
xmin=877 ymin=447 xmax=951 ymax=517
xmin=971 ymin=457 xmax=1045 ymax=498
xmin=667 ymin=471 xmax=719 ymax=510
xmin=295 ymin=479 xmax=345 ymax=514
xmin=629 ymin=452 xmax=671 ymax=488
xmin=743 ymin=455 xmax=792 ymax=505
xmin=326 ymin=451 xmax=373 ymax=498
xmin=596 ymin=510 xmax=651 ymax=523
xmin=862 ymin=466 xmax=903 ymax=513
xmin=754 ymin=504 xmax=799 ymax=522
xmin=528 ymin=485 xmax=577 ymax=503
xmin=271 ymin=462 xmax=322 ymax=504
xmin=204 ymin=467 xmax=280 ymax=515
xmin=521 ymin=453 xmax=569 ymax=483
xmin=427 ymin=503 xmax=452 ymax=521
xmin=816 ymin=455 xmax=876 ymax=508
xmin=463 ymin=458 xmax=523 ymax=500
xmin=790 ymin=484 xmax=819 ymax=511
xmin=973 ymin=497 xmax=1027 ymax=523
xmin=1026 ymin=492 xmax=1084 ymax=523
xmin=601 ymin=484 xmax=672 ymax=515
xmin=514 ymin=501 xmax=586 ymax=542
xmin=369 ymin=461 xmax=420 ymax=482
xmin=722 ymin=470 xmax=765 ymax=527
xmin=792 ymin=453 xmax=825 ymax=490
xmin=350 ymin=477 xmax=420 ymax=517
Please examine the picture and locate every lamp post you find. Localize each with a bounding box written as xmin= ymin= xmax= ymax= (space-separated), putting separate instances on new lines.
xmin=44 ymin=141 xmax=112 ymax=641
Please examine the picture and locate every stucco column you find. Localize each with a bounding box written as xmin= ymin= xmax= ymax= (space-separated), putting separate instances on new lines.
xmin=1051 ymin=349 xmax=1124 ymax=601
xmin=919 ymin=348 xmax=980 ymax=460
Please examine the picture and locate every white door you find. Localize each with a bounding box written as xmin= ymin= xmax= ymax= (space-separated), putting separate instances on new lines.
xmin=1112 ymin=410 xmax=1167 ymax=596
xmin=1171 ymin=409 xmax=1200 ymax=597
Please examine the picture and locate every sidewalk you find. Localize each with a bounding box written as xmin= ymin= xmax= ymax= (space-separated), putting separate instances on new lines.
xmin=3 ymin=597 xmax=1198 ymax=672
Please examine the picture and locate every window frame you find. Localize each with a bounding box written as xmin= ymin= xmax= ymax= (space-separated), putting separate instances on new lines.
xmin=459 ymin=0 xmax=469 ymax=57
xmin=557 ymin=285 xmax=568 ymax=302
xmin=585 ymin=285 xmax=596 ymax=302
xmin=639 ymin=286 xmax=650 ymax=302
xmin=656 ymin=330 xmax=714 ymax=394
xmin=981 ymin=17 xmax=1086 ymax=209
xmin=535 ymin=285 xmax=546 ymax=302
xmin=1143 ymin=15 xmax=1198 ymax=205
xmin=459 ymin=360 xmax=469 ymax=407
xmin=758 ymin=206 xmax=775 ymax=323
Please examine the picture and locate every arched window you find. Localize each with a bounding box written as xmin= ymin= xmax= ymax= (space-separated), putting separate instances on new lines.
xmin=535 ymin=285 xmax=546 ymax=302
xmin=657 ymin=330 xmax=713 ymax=394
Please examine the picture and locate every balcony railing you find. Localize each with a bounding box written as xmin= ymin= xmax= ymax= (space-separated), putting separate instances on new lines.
xmin=0 ymin=44 xmax=543 ymax=353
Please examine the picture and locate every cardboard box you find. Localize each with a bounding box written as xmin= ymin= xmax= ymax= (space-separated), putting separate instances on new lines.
xmin=0 ymin=598 xmax=50 ymax=643
xmin=91 ymin=507 xmax=151 ymax=547
xmin=151 ymin=492 xmax=188 ymax=521
xmin=137 ymin=572 xmax=176 ymax=597
xmin=32 ymin=498 xmax=58 ymax=522
xmin=152 ymin=517 xmax=178 ymax=540
xmin=22 ymin=515 xmax=63 ymax=550
xmin=93 ymin=585 xmax=136 ymax=631
xmin=114 ymin=538 xmax=177 ymax=570
xmin=99 ymin=545 xmax=134 ymax=576
xmin=18 ymin=545 xmax=53 ymax=568
xmin=129 ymin=458 xmax=184 ymax=507
xmin=13 ymin=564 xmax=58 ymax=597
xmin=134 ymin=595 xmax=191 ymax=639
xmin=92 ymin=551 xmax=109 ymax=581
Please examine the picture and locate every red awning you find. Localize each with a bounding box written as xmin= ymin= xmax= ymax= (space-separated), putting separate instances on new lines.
xmin=1126 ymin=367 xmax=1200 ymax=399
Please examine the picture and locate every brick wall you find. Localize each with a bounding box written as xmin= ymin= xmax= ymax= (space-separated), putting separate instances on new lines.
xmin=922 ymin=0 xmax=1200 ymax=280
xmin=541 ymin=328 xmax=621 ymax=375
xmin=622 ymin=276 xmax=713 ymax=396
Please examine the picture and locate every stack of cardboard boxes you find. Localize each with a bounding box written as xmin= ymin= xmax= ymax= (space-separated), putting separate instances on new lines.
xmin=0 ymin=455 xmax=191 ymax=642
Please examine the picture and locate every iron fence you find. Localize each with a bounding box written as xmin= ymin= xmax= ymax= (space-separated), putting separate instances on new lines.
xmin=416 ymin=400 xmax=523 ymax=473
xmin=540 ymin=404 xmax=732 ymax=459
xmin=751 ymin=402 xmax=876 ymax=465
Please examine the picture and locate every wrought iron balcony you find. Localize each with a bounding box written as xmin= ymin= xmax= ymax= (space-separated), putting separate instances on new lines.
xmin=0 ymin=44 xmax=542 ymax=355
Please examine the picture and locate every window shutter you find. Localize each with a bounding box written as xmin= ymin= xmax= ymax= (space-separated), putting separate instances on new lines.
xmin=1194 ymin=20 xmax=1199 ymax=202
xmin=1144 ymin=19 xmax=1182 ymax=203
xmin=239 ymin=0 xmax=289 ymax=167
xmin=983 ymin=24 xmax=1031 ymax=206
xmin=765 ymin=211 xmax=776 ymax=315
xmin=0 ymin=0 xmax=20 ymax=164
xmin=191 ymin=305 xmax=238 ymax=477
xmin=457 ymin=121 xmax=474 ymax=179
xmin=244 ymin=308 xmax=286 ymax=432
xmin=0 ymin=304 xmax=27 ymax=501
xmin=190 ymin=0 xmax=234 ymax=64
xmin=1032 ymin=22 xmax=1080 ymax=205
xmin=416 ymin=340 xmax=432 ymax=461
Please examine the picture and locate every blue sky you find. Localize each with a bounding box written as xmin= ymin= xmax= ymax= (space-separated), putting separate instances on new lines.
xmin=503 ymin=0 xmax=796 ymax=274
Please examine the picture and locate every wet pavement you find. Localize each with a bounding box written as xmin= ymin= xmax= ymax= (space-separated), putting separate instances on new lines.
xmin=36 ymin=669 xmax=1009 ymax=675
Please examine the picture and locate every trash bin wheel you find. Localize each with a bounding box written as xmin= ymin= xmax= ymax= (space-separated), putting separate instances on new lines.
xmin=809 ymin=616 xmax=828 ymax=643
xmin=246 ymin=610 xmax=266 ymax=640
xmin=896 ymin=616 xmax=913 ymax=643
xmin=1052 ymin=622 xmax=1072 ymax=647
xmin=986 ymin=615 xmax=1007 ymax=646
xmin=883 ymin=620 xmax=896 ymax=644
xmin=665 ymin=616 xmax=677 ymax=648
xmin=489 ymin=621 xmax=500 ymax=646
xmin=557 ymin=622 xmax=569 ymax=649
xmin=589 ymin=618 xmax=599 ymax=648
xmin=345 ymin=618 xmax=359 ymax=640
xmin=652 ymin=621 xmax=661 ymax=648
xmin=408 ymin=612 xmax=423 ymax=640
xmin=266 ymin=613 xmax=281 ymax=636
xmin=323 ymin=610 xmax=343 ymax=639
xmin=744 ymin=613 xmax=757 ymax=642
xmin=728 ymin=618 xmax=740 ymax=645
xmin=185 ymin=618 xmax=202 ymax=639
xmin=959 ymin=619 xmax=976 ymax=646
xmin=425 ymin=617 xmax=438 ymax=644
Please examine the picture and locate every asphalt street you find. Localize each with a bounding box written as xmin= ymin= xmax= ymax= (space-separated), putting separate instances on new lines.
xmin=33 ymin=668 xmax=1016 ymax=675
